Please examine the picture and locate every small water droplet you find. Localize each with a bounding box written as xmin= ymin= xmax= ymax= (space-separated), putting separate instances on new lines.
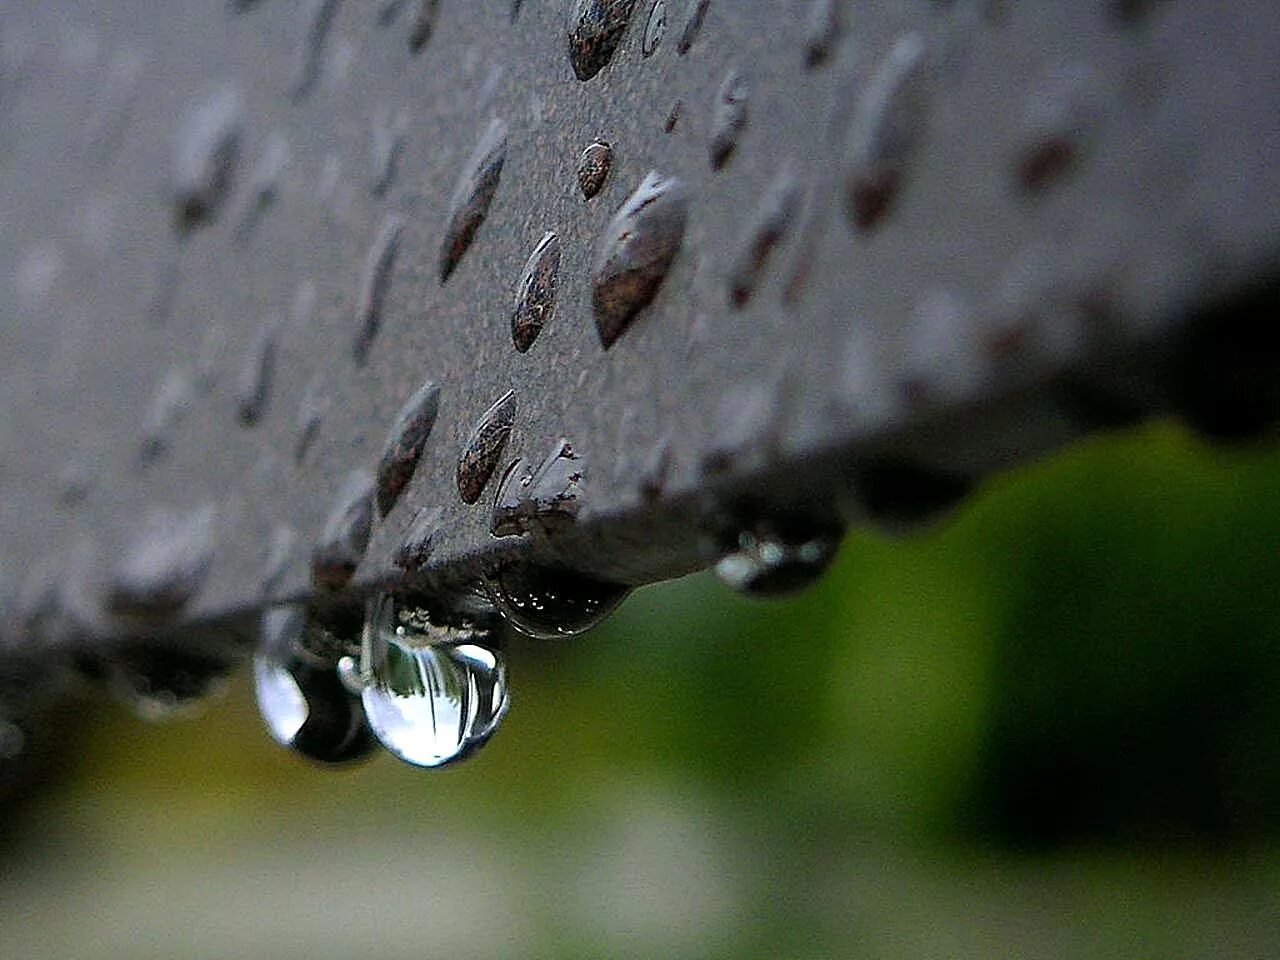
xmin=727 ymin=166 xmax=802 ymax=307
xmin=491 ymin=438 xmax=585 ymax=537
xmin=172 ymin=87 xmax=243 ymax=230
xmin=567 ymin=0 xmax=637 ymax=81
xmin=370 ymin=107 xmax=408 ymax=196
xmin=312 ymin=469 xmax=376 ymax=590
xmin=88 ymin=643 xmax=233 ymax=721
xmin=235 ymin=314 xmax=281 ymax=425
xmin=394 ymin=506 xmax=444 ymax=571
xmin=577 ymin=139 xmax=613 ymax=199
xmin=803 ymin=0 xmax=841 ymax=69
xmin=457 ymin=389 xmax=517 ymax=504
xmin=511 ymin=231 xmax=560 ymax=353
xmin=358 ymin=593 xmax=509 ymax=767
xmin=663 ymin=98 xmax=683 ymax=133
xmin=408 ymin=0 xmax=442 ymax=52
xmin=293 ymin=0 xmax=341 ymax=100
xmin=354 ymin=213 xmax=405 ymax=364
xmin=642 ymin=0 xmax=667 ymax=57
xmin=375 ymin=379 xmax=441 ymax=516
xmin=591 ymin=170 xmax=689 ymax=349
xmin=709 ymin=69 xmax=749 ymax=169
xmin=233 ymin=132 xmax=290 ymax=244
xmin=484 ymin=563 xmax=629 ymax=638
xmin=676 ymin=0 xmax=710 ymax=55
xmin=843 ymin=33 xmax=927 ymax=231
xmin=711 ymin=511 xmax=844 ymax=597
xmin=255 ymin=606 xmax=376 ymax=763
xmin=440 ymin=118 xmax=508 ymax=283
xmin=107 ymin=503 xmax=217 ymax=618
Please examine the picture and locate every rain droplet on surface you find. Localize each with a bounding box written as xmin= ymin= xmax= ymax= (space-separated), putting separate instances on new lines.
xmin=354 ymin=213 xmax=405 ymax=364
xmin=394 ymin=506 xmax=444 ymax=571
xmin=803 ymin=0 xmax=841 ymax=69
xmin=358 ymin=593 xmax=509 ymax=767
xmin=254 ymin=606 xmax=376 ymax=764
xmin=484 ymin=562 xmax=630 ymax=639
xmin=642 ymin=0 xmax=667 ymax=57
xmin=408 ymin=0 xmax=442 ymax=52
xmin=577 ymin=139 xmax=613 ymax=199
xmin=591 ymin=170 xmax=689 ymax=349
xmin=107 ymin=503 xmax=217 ymax=618
xmin=370 ymin=107 xmax=408 ymax=196
xmin=172 ymin=87 xmax=243 ymax=230
xmin=843 ymin=33 xmax=927 ymax=231
xmin=511 ymin=231 xmax=560 ymax=353
xmin=235 ymin=314 xmax=281 ymax=425
xmin=457 ymin=389 xmax=517 ymax=504
xmin=567 ymin=0 xmax=637 ymax=81
xmin=440 ymin=118 xmax=508 ymax=283
xmin=233 ymin=132 xmax=290 ymax=244
xmin=312 ymin=469 xmax=376 ymax=591
xmin=375 ymin=379 xmax=441 ymax=516
xmin=491 ymin=438 xmax=585 ymax=537
xmin=676 ymin=0 xmax=710 ymax=55
xmin=709 ymin=70 xmax=749 ymax=169
xmin=711 ymin=512 xmax=845 ymax=597
xmin=727 ymin=166 xmax=802 ymax=307
xmin=293 ymin=0 xmax=340 ymax=100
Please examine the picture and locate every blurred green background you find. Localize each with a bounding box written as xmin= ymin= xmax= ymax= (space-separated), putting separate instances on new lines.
xmin=2 ymin=421 xmax=1279 ymax=958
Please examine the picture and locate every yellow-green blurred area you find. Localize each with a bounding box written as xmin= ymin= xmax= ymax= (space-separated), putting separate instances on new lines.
xmin=3 ymin=422 xmax=1280 ymax=958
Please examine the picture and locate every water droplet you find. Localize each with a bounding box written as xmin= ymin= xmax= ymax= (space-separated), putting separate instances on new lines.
xmin=567 ymin=0 xmax=637 ymax=81
xmin=484 ymin=563 xmax=629 ymax=638
xmin=727 ymin=166 xmax=802 ymax=307
xmin=233 ymin=132 xmax=290 ymax=244
xmin=235 ymin=314 xmax=281 ymax=425
xmin=408 ymin=0 xmax=442 ymax=52
xmin=676 ymin=0 xmax=710 ymax=55
xmin=312 ymin=469 xmax=376 ymax=591
xmin=642 ymin=0 xmax=667 ymax=57
xmin=375 ymin=379 xmax=441 ymax=516
xmin=843 ymin=33 xmax=927 ymax=231
xmin=172 ymin=87 xmax=243 ymax=230
xmin=457 ymin=389 xmax=517 ymax=504
xmin=354 ymin=213 xmax=405 ymax=364
xmin=107 ymin=504 xmax=217 ymax=617
xmin=709 ymin=70 xmax=749 ymax=169
xmin=358 ymin=593 xmax=509 ymax=767
xmin=591 ymin=170 xmax=689 ymax=349
xmin=255 ymin=606 xmax=376 ymax=763
xmin=491 ymin=438 xmax=585 ymax=537
xmin=89 ymin=643 xmax=233 ymax=721
xmin=294 ymin=381 xmax=327 ymax=463
xmin=663 ymin=98 xmax=683 ymax=133
xmin=293 ymin=0 xmax=341 ymax=100
xmin=1016 ymin=66 xmax=1093 ymax=193
xmin=711 ymin=512 xmax=844 ymax=597
xmin=440 ymin=118 xmax=508 ymax=283
xmin=803 ymin=0 xmax=841 ymax=69
xmin=511 ymin=231 xmax=560 ymax=353
xmin=577 ymin=139 xmax=613 ymax=199
xmin=394 ymin=506 xmax=444 ymax=571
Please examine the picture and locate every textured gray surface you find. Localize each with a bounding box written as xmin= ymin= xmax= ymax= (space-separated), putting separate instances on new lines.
xmin=0 ymin=1 xmax=1277 ymax=700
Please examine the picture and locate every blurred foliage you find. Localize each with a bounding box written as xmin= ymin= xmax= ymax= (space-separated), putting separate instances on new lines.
xmin=3 ymin=420 xmax=1280 ymax=957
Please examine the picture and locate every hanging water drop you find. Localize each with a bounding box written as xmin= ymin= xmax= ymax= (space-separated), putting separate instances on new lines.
xmin=254 ymin=606 xmax=376 ymax=764
xmin=484 ymin=562 xmax=630 ymax=638
xmin=358 ymin=593 xmax=509 ymax=767
xmin=711 ymin=512 xmax=845 ymax=597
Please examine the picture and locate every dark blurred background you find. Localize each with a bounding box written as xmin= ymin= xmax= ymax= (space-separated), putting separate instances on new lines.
xmin=2 ymin=420 xmax=1278 ymax=958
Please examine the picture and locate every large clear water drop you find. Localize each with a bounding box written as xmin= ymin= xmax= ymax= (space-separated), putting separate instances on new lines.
xmin=359 ymin=594 xmax=509 ymax=767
